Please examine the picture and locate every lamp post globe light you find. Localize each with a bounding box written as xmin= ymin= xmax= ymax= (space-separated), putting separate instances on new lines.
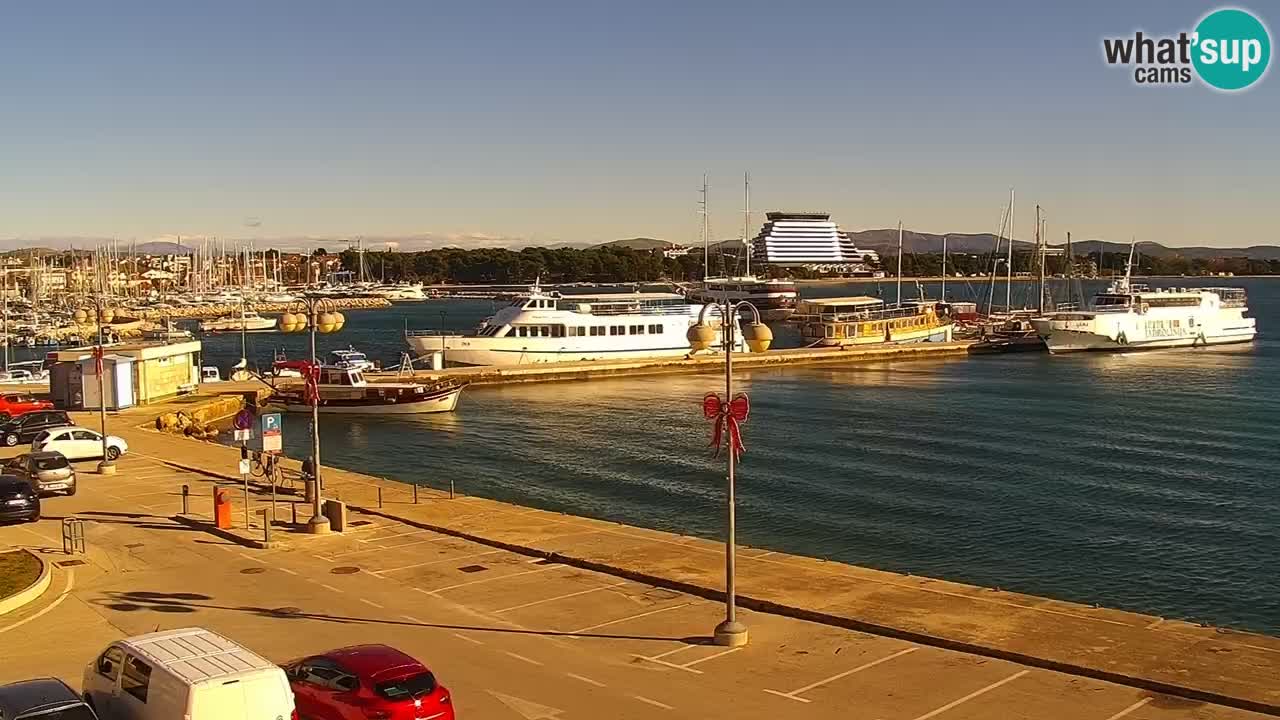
xmin=75 ymin=298 xmax=118 ymax=475
xmin=687 ymin=297 xmax=772 ymax=647
xmin=279 ymin=297 xmax=346 ymax=534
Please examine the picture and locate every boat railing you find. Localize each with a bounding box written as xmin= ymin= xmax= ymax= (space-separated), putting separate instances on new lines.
xmin=578 ymin=303 xmax=695 ymax=317
xmin=1202 ymin=287 xmax=1248 ymax=307
xmin=790 ymin=305 xmax=928 ymax=324
xmin=405 ymin=329 xmax=464 ymax=338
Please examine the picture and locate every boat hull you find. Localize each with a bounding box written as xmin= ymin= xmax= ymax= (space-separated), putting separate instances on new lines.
xmin=814 ymin=325 xmax=953 ymax=348
xmin=408 ymin=337 xmax=699 ymax=367
xmin=276 ymin=387 xmax=462 ymax=414
xmin=1031 ymin=325 xmax=1257 ymax=354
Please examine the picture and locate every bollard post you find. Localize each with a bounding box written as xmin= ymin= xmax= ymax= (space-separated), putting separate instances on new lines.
xmin=270 ymin=478 xmax=277 ymax=524
xmin=291 ymin=500 xmax=297 ymax=525
xmin=450 ymin=479 xmax=455 ymax=500
xmin=413 ymin=484 xmax=419 ymax=504
xmin=378 ymin=487 xmax=383 ymax=508
xmin=181 ymin=484 xmax=190 ymax=515
xmin=258 ymin=509 xmax=270 ymax=545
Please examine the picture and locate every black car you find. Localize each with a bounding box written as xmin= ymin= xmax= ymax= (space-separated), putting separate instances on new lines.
xmin=0 ymin=677 xmax=98 ymax=719
xmin=1 ymin=410 xmax=72 ymax=447
xmin=0 ymin=475 xmax=40 ymax=524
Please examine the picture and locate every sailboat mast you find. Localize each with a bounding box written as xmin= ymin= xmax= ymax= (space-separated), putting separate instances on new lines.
xmin=1066 ymin=231 xmax=1075 ymax=308
xmin=1006 ymin=189 xmax=1014 ymax=312
xmin=941 ymin=235 xmax=947 ymax=301
xmin=1036 ymin=205 xmax=1046 ymax=314
xmin=2 ymin=266 xmax=9 ymax=374
xmin=700 ymin=174 xmax=710 ymax=281
xmin=742 ymin=172 xmax=751 ymax=278
xmin=896 ymin=221 xmax=903 ymax=306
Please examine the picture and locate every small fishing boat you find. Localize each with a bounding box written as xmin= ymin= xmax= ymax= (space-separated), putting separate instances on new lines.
xmin=200 ymin=310 xmax=277 ymax=333
xmin=270 ymin=361 xmax=463 ymax=414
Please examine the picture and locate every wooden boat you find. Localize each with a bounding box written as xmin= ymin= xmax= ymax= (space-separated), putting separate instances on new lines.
xmin=270 ymin=362 xmax=463 ymax=414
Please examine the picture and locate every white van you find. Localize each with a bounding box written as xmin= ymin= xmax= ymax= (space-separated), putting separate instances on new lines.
xmin=82 ymin=627 xmax=296 ymax=720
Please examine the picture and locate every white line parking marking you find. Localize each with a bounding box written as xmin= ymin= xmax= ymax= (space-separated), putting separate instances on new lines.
xmin=326 ymin=536 xmax=447 ymax=558
xmin=401 ymin=614 xmax=423 ymax=623
xmin=634 ymin=656 xmax=702 ymax=674
xmin=371 ymin=549 xmax=503 ymax=576
xmin=909 ymin=670 xmax=1029 ymax=720
xmin=1102 ymin=697 xmax=1154 ymax=720
xmin=319 ymin=583 xmax=343 ymax=593
xmin=279 ymin=568 xmax=299 ymax=576
xmin=426 ymin=566 xmax=555 ymax=595
xmin=763 ymin=647 xmax=918 ymax=702
xmin=495 ymin=582 xmax=627 ymax=614
xmin=359 ymin=598 xmax=385 ymax=609
xmin=358 ymin=529 xmax=428 ymax=543
xmin=567 ymin=602 xmax=692 ymax=636
xmin=238 ymin=553 xmax=267 ymax=564
xmin=566 ymin=673 xmax=606 ymax=688
xmin=631 ymin=695 xmax=673 ymax=711
xmin=452 ymin=633 xmax=484 ymax=645
xmin=503 ymin=651 xmax=543 ymax=667
xmin=680 ymin=646 xmax=742 ymax=668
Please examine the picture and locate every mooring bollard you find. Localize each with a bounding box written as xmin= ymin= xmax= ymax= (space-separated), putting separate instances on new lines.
xmin=291 ymin=500 xmax=298 ymax=525
xmin=450 ymin=479 xmax=455 ymax=500
xmin=378 ymin=487 xmax=383 ymax=508
xmin=181 ymin=484 xmax=190 ymax=515
xmin=413 ymin=484 xmax=419 ymax=504
xmin=258 ymin=509 xmax=271 ymax=545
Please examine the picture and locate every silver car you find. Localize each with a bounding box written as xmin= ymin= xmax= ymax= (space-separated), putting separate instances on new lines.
xmin=3 ymin=451 xmax=76 ymax=496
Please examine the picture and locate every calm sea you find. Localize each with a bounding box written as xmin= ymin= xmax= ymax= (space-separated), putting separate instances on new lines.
xmin=201 ymin=278 xmax=1280 ymax=635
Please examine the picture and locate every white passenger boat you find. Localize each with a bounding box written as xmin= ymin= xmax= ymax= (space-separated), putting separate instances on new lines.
xmin=200 ymin=310 xmax=277 ymax=333
xmin=405 ymin=281 xmax=741 ymax=366
xmin=790 ymin=296 xmax=953 ymax=346
xmin=1030 ymin=249 xmax=1257 ymax=353
xmin=686 ymin=276 xmax=798 ymax=321
xmin=329 ymin=347 xmax=375 ymax=372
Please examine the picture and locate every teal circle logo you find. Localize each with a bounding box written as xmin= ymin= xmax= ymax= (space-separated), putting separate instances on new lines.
xmin=1192 ymin=8 xmax=1271 ymax=90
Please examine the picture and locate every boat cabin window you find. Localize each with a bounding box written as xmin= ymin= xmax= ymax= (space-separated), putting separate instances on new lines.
xmin=590 ymin=326 xmax=604 ymax=336
xmin=1093 ymin=295 xmax=1130 ymax=308
xmin=648 ymin=324 xmax=663 ymax=334
xmin=630 ymin=325 xmax=645 ymax=335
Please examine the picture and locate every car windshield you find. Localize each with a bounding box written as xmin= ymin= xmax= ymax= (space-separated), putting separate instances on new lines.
xmin=19 ymin=705 xmax=98 ymax=720
xmin=374 ymin=672 xmax=437 ymax=700
xmin=33 ymin=431 xmax=52 ymax=443
xmin=34 ymin=455 xmax=69 ymax=470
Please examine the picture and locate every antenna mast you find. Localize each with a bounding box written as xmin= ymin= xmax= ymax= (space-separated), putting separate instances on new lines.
xmin=700 ymin=174 xmax=710 ymax=281
xmin=742 ymin=172 xmax=751 ymax=278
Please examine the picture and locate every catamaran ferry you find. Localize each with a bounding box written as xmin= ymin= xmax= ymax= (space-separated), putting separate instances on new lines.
xmin=1029 ymin=281 xmax=1256 ymax=353
xmin=406 ymin=283 xmax=742 ymax=366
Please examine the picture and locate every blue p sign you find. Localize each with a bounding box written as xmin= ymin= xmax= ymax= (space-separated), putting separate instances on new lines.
xmin=261 ymin=413 xmax=282 ymax=435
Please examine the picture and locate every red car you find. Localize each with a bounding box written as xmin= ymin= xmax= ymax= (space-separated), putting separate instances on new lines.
xmin=285 ymin=645 xmax=454 ymax=720
xmin=0 ymin=392 xmax=53 ymax=420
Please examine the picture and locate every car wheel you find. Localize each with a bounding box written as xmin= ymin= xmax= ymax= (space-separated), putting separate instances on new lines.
xmin=106 ymin=446 xmax=121 ymax=461
xmin=3 ymin=434 xmax=17 ymax=447
xmin=66 ymin=483 xmax=77 ymax=497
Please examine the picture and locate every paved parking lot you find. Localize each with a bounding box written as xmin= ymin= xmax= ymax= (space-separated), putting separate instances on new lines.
xmin=1 ymin=453 xmax=1273 ymax=720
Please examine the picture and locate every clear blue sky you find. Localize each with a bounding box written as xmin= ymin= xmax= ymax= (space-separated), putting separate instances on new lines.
xmin=1 ymin=0 xmax=1275 ymax=249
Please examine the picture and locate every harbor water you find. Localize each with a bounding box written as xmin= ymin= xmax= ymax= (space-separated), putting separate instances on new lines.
xmin=208 ymin=278 xmax=1279 ymax=635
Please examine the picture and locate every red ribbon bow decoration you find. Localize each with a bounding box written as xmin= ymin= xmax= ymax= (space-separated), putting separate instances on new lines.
xmin=303 ymin=363 xmax=322 ymax=407
xmin=703 ymin=392 xmax=750 ymax=460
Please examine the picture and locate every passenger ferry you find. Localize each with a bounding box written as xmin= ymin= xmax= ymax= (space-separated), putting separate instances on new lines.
xmin=405 ymin=282 xmax=742 ymax=366
xmin=685 ymin=276 xmax=798 ymax=321
xmin=790 ymin=296 xmax=953 ymax=347
xmin=329 ymin=347 xmax=375 ymax=372
xmin=1029 ymin=281 xmax=1256 ymax=353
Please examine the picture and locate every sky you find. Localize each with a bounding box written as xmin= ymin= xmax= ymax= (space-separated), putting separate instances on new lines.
xmin=1 ymin=0 xmax=1276 ymax=250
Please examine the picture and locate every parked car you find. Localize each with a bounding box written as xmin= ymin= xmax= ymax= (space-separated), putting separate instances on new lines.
xmin=285 ymin=645 xmax=454 ymax=720
xmin=4 ymin=451 xmax=77 ymax=496
xmin=32 ymin=427 xmax=128 ymax=461
xmin=0 ymin=392 xmax=53 ymax=419
xmin=0 ymin=475 xmax=40 ymax=524
xmin=0 ymin=410 xmax=72 ymax=447
xmin=83 ymin=627 xmax=296 ymax=720
xmin=0 ymin=677 xmax=98 ymax=719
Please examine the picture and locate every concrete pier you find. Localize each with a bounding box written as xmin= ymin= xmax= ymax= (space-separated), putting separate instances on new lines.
xmin=14 ymin=407 xmax=1275 ymax=717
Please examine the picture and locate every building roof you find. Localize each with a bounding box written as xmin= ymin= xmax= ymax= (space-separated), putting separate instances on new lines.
xmin=51 ymin=340 xmax=201 ymax=363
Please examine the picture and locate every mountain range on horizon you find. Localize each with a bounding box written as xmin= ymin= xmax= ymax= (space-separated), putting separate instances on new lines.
xmin=4 ymin=232 xmax=1279 ymax=261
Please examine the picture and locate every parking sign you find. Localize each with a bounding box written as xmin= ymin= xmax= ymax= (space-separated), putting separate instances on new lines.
xmin=260 ymin=413 xmax=283 ymax=453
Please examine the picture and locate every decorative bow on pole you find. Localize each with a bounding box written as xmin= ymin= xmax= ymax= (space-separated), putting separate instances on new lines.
xmin=703 ymin=392 xmax=750 ymax=460
xmin=304 ymin=363 xmax=322 ymax=407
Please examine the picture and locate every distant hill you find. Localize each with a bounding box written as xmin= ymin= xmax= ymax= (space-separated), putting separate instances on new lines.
xmin=132 ymin=241 xmax=192 ymax=255
xmin=846 ymin=230 xmax=1280 ymax=259
xmin=591 ymin=237 xmax=672 ymax=250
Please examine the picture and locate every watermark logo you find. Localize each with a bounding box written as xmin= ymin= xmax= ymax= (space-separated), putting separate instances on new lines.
xmin=1102 ymin=7 xmax=1270 ymax=91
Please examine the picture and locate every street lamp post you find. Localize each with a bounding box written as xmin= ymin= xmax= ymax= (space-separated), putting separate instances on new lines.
xmin=75 ymin=297 xmax=116 ymax=475
xmin=687 ymin=298 xmax=773 ymax=647
xmin=280 ymin=298 xmax=345 ymax=534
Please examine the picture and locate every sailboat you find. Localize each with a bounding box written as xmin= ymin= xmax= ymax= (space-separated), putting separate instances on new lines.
xmin=684 ymin=174 xmax=799 ymax=320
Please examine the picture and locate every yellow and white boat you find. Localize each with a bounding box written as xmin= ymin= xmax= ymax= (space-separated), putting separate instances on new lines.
xmin=790 ymin=296 xmax=953 ymax=347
